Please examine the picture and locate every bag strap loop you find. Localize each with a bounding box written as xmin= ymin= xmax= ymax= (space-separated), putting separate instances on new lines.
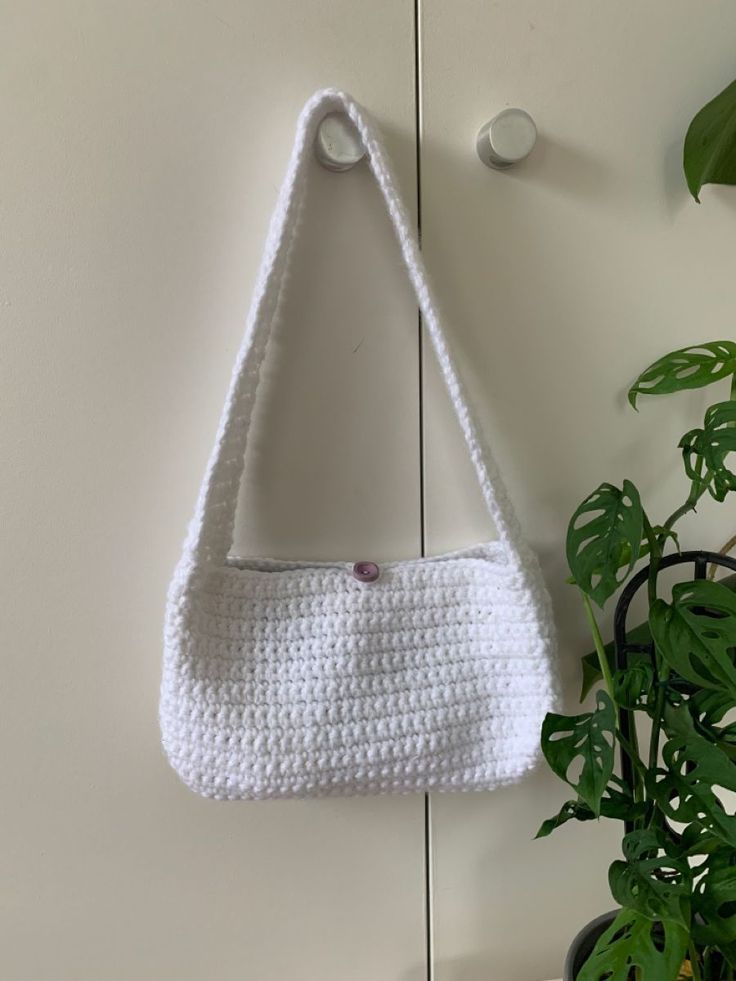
xmin=182 ymin=88 xmax=527 ymax=572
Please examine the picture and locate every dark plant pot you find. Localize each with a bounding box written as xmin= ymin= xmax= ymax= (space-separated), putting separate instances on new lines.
xmin=563 ymin=910 xmax=618 ymax=981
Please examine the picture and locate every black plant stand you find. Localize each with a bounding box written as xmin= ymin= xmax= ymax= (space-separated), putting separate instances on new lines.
xmin=613 ymin=549 xmax=736 ymax=833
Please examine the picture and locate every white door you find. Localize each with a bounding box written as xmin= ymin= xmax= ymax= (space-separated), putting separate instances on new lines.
xmin=4 ymin=3 xmax=736 ymax=979
xmin=421 ymin=3 xmax=736 ymax=979
xmin=2 ymin=3 xmax=424 ymax=979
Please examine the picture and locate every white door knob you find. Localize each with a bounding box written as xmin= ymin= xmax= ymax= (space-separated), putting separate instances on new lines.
xmin=476 ymin=108 xmax=537 ymax=169
xmin=314 ymin=112 xmax=366 ymax=171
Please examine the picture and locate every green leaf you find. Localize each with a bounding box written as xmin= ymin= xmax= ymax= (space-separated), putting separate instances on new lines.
xmin=650 ymin=579 xmax=736 ymax=699
xmin=684 ymin=78 xmax=736 ymax=201
xmin=609 ymin=829 xmax=691 ymax=927
xmin=648 ymin=704 xmax=736 ymax=848
xmin=679 ymin=822 xmax=725 ymax=858
xmin=580 ymin=621 xmax=653 ymax=703
xmin=719 ymin=943 xmax=736 ymax=973
xmin=690 ymin=689 xmax=736 ymax=760
xmin=593 ymin=773 xmax=647 ymax=821
xmin=681 ymin=401 xmax=736 ymax=502
xmin=629 ymin=341 xmax=736 ymax=407
xmin=613 ymin=658 xmax=655 ymax=711
xmin=580 ymin=651 xmax=604 ymax=702
xmin=535 ymin=799 xmax=593 ymax=839
xmin=599 ymin=777 xmax=648 ymax=826
xmin=577 ymin=907 xmax=689 ymax=981
xmin=652 ymin=525 xmax=681 ymax=554
xmin=535 ymin=780 xmax=646 ymax=839
xmin=692 ymin=848 xmax=736 ymax=949
xmin=567 ymin=481 xmax=644 ymax=608
xmin=691 ymin=688 xmax=736 ymax=726
xmin=540 ymin=691 xmax=615 ymax=816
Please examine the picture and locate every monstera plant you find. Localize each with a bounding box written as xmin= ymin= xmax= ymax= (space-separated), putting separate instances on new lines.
xmin=538 ymin=341 xmax=736 ymax=981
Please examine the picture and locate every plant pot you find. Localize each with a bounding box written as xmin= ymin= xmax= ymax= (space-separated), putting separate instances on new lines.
xmin=563 ymin=910 xmax=618 ymax=981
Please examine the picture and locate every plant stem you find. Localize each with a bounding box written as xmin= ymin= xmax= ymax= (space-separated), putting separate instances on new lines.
xmin=647 ymin=666 xmax=671 ymax=774
xmin=615 ymin=728 xmax=648 ymax=781
xmin=702 ymin=946 xmax=710 ymax=981
xmin=625 ymin=717 xmax=644 ymax=807
xmin=689 ymin=942 xmax=703 ymax=981
xmin=708 ymin=531 xmax=736 ymax=579
xmin=643 ymin=515 xmax=661 ymax=608
xmin=662 ymin=480 xmax=705 ymax=536
xmin=662 ymin=440 xmax=710 ymax=540
xmin=581 ymin=591 xmax=616 ymax=700
xmin=580 ymin=590 xmax=647 ymax=807
xmin=716 ymin=532 xmax=736 ymax=556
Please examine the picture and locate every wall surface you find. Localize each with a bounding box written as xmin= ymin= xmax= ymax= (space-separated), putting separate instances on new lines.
xmin=2 ymin=3 xmax=425 ymax=980
xmin=4 ymin=2 xmax=736 ymax=980
xmin=419 ymin=5 xmax=736 ymax=978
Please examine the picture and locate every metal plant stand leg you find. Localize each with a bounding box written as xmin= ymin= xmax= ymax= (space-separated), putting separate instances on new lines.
xmin=613 ymin=550 xmax=736 ymax=833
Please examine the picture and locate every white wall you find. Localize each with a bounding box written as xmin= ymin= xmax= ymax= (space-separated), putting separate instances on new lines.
xmin=422 ymin=0 xmax=736 ymax=981
xmin=4 ymin=2 xmax=736 ymax=979
xmin=2 ymin=3 xmax=424 ymax=979
xmin=420 ymin=5 xmax=736 ymax=977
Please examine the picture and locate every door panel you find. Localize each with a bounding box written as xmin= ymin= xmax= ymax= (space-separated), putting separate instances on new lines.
xmin=1 ymin=3 xmax=426 ymax=979
xmin=8 ymin=2 xmax=736 ymax=978
xmin=420 ymin=2 xmax=736 ymax=979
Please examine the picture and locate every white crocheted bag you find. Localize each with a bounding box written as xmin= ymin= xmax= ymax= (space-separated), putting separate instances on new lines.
xmin=161 ymin=88 xmax=558 ymax=800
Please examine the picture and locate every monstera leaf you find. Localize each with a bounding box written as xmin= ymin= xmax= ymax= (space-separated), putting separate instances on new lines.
xmin=629 ymin=341 xmax=736 ymax=408
xmin=690 ymin=688 xmax=735 ymax=727
xmin=692 ymin=848 xmax=736 ymax=952
xmin=567 ymin=481 xmax=644 ymax=608
xmin=684 ymin=77 xmax=736 ymax=201
xmin=648 ymin=704 xmax=736 ymax=848
xmin=580 ymin=621 xmax=653 ymax=702
xmin=577 ymin=908 xmax=689 ymax=981
xmin=650 ymin=580 xmax=736 ymax=699
xmin=534 ymin=799 xmax=591 ymax=839
xmin=679 ymin=822 xmax=725 ymax=859
xmin=540 ymin=692 xmax=615 ymax=816
xmin=690 ymin=689 xmax=736 ymax=760
xmin=536 ymin=777 xmax=645 ymax=839
xmin=609 ymin=829 xmax=691 ymax=927
xmin=613 ymin=658 xmax=656 ymax=711
xmin=681 ymin=401 xmax=736 ymax=501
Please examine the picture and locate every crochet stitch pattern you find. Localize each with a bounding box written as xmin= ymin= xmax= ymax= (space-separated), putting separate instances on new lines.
xmin=160 ymin=89 xmax=558 ymax=799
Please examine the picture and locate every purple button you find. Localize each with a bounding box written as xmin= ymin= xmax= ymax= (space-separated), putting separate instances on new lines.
xmin=352 ymin=561 xmax=379 ymax=583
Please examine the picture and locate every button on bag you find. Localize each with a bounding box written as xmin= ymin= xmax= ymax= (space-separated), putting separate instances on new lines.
xmin=160 ymin=88 xmax=558 ymax=800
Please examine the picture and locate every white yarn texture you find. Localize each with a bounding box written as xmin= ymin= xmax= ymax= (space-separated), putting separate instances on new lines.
xmin=161 ymin=88 xmax=558 ymax=800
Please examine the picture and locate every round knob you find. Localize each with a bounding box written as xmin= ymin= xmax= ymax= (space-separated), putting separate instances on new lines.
xmin=315 ymin=112 xmax=366 ymax=172
xmin=476 ymin=108 xmax=537 ymax=169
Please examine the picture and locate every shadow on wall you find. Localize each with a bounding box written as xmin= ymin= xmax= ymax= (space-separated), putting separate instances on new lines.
xmin=396 ymin=111 xmax=731 ymax=657
xmin=234 ymin=140 xmax=422 ymax=561
xmin=383 ymin=118 xmax=626 ymax=677
xmin=513 ymin=128 xmax=617 ymax=203
xmin=376 ymin=118 xmax=718 ymax=981
xmin=425 ymin=774 xmax=618 ymax=981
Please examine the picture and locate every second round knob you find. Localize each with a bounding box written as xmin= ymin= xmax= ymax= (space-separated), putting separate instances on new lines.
xmin=476 ymin=108 xmax=537 ymax=169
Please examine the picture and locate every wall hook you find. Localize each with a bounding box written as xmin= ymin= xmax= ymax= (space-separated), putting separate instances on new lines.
xmin=476 ymin=108 xmax=537 ymax=169
xmin=315 ymin=112 xmax=366 ymax=171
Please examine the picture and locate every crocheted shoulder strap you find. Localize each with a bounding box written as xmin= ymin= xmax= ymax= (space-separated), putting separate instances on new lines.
xmin=183 ymin=88 xmax=528 ymax=571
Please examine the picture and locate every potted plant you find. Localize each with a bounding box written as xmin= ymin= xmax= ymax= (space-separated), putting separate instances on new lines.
xmin=538 ymin=340 xmax=736 ymax=981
